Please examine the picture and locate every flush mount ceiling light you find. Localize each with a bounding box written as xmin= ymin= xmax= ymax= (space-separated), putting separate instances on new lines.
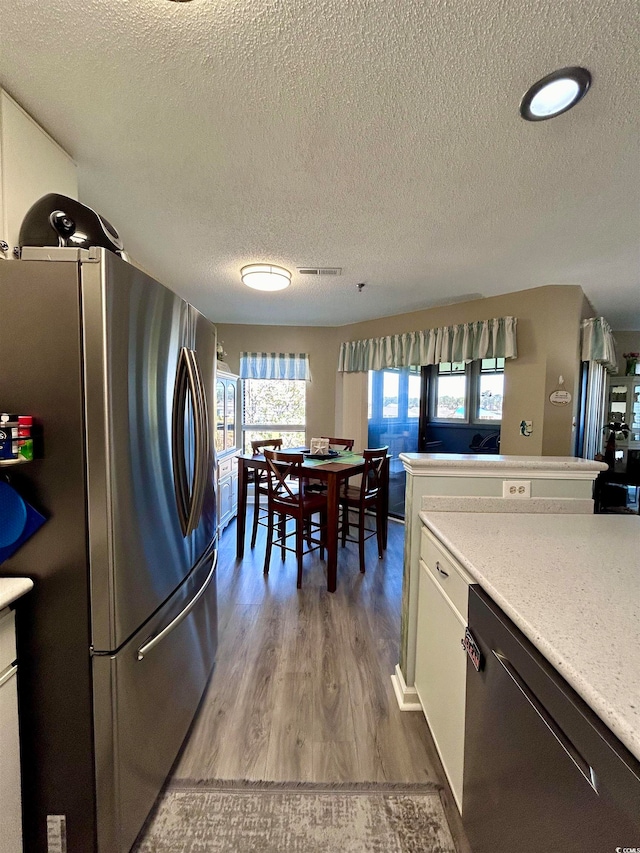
xmin=241 ymin=264 xmax=292 ymax=292
xmin=520 ymin=67 xmax=591 ymax=121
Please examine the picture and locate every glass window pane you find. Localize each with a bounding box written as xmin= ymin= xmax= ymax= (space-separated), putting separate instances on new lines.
xmin=436 ymin=374 xmax=467 ymax=418
xmin=481 ymin=358 xmax=496 ymax=371
xmin=408 ymin=374 xmax=421 ymax=418
xmin=497 ymin=357 xmax=505 ymax=369
xmin=383 ymin=372 xmax=399 ymax=418
xmin=226 ymin=385 xmax=235 ymax=448
xmin=478 ymin=372 xmax=504 ymax=420
xmin=439 ymin=361 xmax=465 ymax=374
xmin=243 ymin=430 xmax=305 ymax=454
xmin=215 ymin=381 xmax=225 ymax=453
xmin=243 ymin=379 xmax=305 ymax=426
xmin=368 ymin=371 xmax=373 ymax=420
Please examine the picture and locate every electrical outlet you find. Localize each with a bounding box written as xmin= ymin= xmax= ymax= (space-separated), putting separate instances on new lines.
xmin=502 ymin=479 xmax=531 ymax=498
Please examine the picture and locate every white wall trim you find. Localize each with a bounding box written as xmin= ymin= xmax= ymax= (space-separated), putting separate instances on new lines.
xmin=391 ymin=663 xmax=422 ymax=711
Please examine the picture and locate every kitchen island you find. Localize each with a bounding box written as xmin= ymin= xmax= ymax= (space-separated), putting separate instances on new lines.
xmin=395 ymin=453 xmax=605 ymax=707
xmin=420 ymin=511 xmax=640 ymax=760
xmin=417 ymin=511 xmax=640 ymax=851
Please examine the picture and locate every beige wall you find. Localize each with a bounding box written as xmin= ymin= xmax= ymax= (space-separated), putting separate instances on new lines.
xmin=613 ymin=331 xmax=640 ymax=372
xmin=215 ymin=324 xmax=342 ymax=444
xmin=217 ymin=284 xmax=589 ymax=456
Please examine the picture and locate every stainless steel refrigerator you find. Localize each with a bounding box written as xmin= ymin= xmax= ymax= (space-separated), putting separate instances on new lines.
xmin=0 ymin=247 xmax=218 ymax=853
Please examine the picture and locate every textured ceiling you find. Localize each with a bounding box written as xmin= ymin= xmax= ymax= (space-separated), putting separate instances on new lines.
xmin=1 ymin=0 xmax=639 ymax=327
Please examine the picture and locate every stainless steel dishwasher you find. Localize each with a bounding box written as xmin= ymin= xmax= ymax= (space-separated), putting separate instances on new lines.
xmin=462 ymin=585 xmax=640 ymax=853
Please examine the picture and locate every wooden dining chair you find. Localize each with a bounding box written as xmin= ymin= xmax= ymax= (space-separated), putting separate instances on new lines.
xmin=321 ymin=436 xmax=355 ymax=451
xmin=339 ymin=446 xmax=388 ymax=575
xmin=305 ymin=436 xmax=356 ymax=495
xmin=263 ymin=450 xmax=327 ymax=588
xmin=249 ymin=437 xmax=283 ymax=548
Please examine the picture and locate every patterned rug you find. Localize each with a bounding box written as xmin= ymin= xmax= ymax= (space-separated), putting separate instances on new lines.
xmin=133 ymin=780 xmax=457 ymax=853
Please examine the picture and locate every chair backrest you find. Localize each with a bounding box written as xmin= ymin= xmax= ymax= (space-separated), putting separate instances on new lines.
xmin=321 ymin=436 xmax=355 ymax=451
xmin=251 ymin=437 xmax=283 ymax=456
xmin=359 ymin=446 xmax=388 ymax=501
xmin=264 ymin=449 xmax=303 ymax=504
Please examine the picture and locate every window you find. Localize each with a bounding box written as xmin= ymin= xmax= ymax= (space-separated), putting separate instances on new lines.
xmin=368 ymin=366 xmax=420 ymax=518
xmin=428 ymin=358 xmax=504 ymax=424
xmin=435 ymin=362 xmax=467 ymax=419
xmin=241 ymin=379 xmax=306 ymax=452
xmin=477 ymin=358 xmax=505 ymax=421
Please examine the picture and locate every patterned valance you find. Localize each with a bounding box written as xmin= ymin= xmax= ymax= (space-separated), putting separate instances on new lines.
xmin=580 ymin=317 xmax=618 ymax=373
xmin=240 ymin=352 xmax=311 ymax=381
xmin=337 ymin=317 xmax=517 ymax=373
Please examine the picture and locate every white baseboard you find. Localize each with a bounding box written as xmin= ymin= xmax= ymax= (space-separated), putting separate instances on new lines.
xmin=390 ymin=664 xmax=422 ymax=711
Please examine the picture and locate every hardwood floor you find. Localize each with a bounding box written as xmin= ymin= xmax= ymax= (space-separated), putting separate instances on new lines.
xmin=172 ymin=511 xmax=471 ymax=850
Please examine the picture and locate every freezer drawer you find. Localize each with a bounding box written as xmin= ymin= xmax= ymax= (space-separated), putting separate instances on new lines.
xmin=463 ymin=585 xmax=640 ymax=853
xmin=92 ymin=552 xmax=217 ymax=853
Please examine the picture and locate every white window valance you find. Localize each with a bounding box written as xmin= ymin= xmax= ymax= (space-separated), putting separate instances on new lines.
xmin=337 ymin=317 xmax=517 ymax=373
xmin=580 ymin=317 xmax=618 ymax=373
xmin=240 ymin=352 xmax=311 ymax=381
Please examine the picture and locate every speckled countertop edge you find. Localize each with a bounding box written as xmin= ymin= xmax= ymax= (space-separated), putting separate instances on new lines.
xmin=401 ymin=453 xmax=607 ymax=472
xmin=419 ymin=511 xmax=640 ymax=763
xmin=0 ymin=577 xmax=34 ymax=610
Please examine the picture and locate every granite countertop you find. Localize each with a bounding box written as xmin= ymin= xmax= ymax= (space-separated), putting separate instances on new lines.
xmin=401 ymin=453 xmax=607 ymax=473
xmin=419 ymin=511 xmax=640 ymax=762
xmin=0 ymin=577 xmax=34 ymax=610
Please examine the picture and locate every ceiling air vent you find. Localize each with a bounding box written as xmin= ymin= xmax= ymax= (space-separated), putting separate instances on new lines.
xmin=296 ymin=267 xmax=342 ymax=276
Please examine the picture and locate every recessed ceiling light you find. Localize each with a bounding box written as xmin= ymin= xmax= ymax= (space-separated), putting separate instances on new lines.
xmin=241 ymin=264 xmax=292 ymax=292
xmin=520 ymin=67 xmax=591 ymax=121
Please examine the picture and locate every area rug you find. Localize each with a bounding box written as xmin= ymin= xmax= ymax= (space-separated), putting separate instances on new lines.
xmin=133 ymin=780 xmax=457 ymax=853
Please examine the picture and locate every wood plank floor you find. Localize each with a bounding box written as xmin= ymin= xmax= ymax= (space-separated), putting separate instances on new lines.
xmin=172 ymin=511 xmax=471 ymax=850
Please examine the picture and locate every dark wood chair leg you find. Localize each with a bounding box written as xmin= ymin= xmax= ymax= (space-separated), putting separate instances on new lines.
xmin=358 ymin=508 xmax=366 ymax=574
xmin=264 ymin=508 xmax=273 ymax=575
xmin=376 ymin=505 xmax=384 ymax=559
xmin=279 ymin=513 xmax=286 ymax=560
xmin=341 ymin=505 xmax=348 ymax=547
xmin=296 ymin=518 xmax=304 ymax=589
xmin=319 ymin=509 xmax=326 ymax=560
xmin=250 ymin=484 xmax=261 ymax=548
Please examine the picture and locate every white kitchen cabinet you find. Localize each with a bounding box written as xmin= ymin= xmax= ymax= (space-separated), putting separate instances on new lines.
xmin=0 ymin=89 xmax=77 ymax=257
xmin=215 ymin=369 xmax=239 ymax=535
xmin=414 ymin=527 xmax=472 ymax=813
xmin=0 ymin=607 xmax=22 ymax=853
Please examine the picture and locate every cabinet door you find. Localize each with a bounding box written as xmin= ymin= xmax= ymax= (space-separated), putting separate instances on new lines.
xmin=218 ymin=475 xmax=232 ymax=530
xmin=230 ymin=469 xmax=238 ymax=519
xmin=0 ymin=666 xmax=22 ymax=853
xmin=414 ymin=561 xmax=467 ymax=811
xmin=215 ymin=380 xmax=225 ymax=453
xmin=225 ymin=382 xmax=236 ymax=451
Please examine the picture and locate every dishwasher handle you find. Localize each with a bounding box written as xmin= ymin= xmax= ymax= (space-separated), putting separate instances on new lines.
xmin=492 ymin=650 xmax=598 ymax=793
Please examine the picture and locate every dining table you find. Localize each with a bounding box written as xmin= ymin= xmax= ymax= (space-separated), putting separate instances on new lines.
xmin=235 ymin=449 xmax=390 ymax=592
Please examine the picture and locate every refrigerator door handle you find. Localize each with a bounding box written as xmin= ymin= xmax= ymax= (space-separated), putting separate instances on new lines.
xmin=172 ymin=347 xmax=206 ymax=537
xmin=136 ymin=547 xmax=218 ymax=661
xmin=0 ymin=663 xmax=18 ymax=688
xmin=185 ymin=349 xmax=210 ymax=534
xmin=172 ymin=347 xmax=191 ymax=536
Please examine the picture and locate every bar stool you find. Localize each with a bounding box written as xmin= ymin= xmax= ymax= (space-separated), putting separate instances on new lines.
xmin=263 ymin=450 xmax=327 ymax=588
xmin=339 ymin=446 xmax=388 ymax=575
xmin=250 ymin=438 xmax=282 ymax=548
